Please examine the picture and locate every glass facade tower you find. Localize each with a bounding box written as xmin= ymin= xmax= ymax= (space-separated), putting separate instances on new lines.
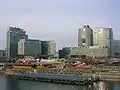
xmin=93 ymin=28 xmax=114 ymax=57
xmin=6 ymin=27 xmax=28 ymax=58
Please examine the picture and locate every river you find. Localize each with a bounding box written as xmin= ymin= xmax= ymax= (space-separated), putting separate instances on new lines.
xmin=0 ymin=75 xmax=120 ymax=90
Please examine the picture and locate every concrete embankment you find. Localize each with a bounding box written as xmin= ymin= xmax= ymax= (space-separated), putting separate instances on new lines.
xmin=1 ymin=69 xmax=120 ymax=83
xmin=1 ymin=71 xmax=100 ymax=85
xmin=96 ymin=74 xmax=120 ymax=81
xmin=102 ymin=76 xmax=120 ymax=81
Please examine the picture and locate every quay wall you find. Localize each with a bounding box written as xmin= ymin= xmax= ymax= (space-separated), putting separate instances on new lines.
xmin=11 ymin=73 xmax=100 ymax=85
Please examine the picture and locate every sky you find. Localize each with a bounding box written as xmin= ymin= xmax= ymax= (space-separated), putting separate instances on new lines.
xmin=0 ymin=0 xmax=120 ymax=50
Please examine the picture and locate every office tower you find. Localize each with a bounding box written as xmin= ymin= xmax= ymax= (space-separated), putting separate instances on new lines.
xmin=18 ymin=39 xmax=41 ymax=57
xmin=93 ymin=28 xmax=113 ymax=46
xmin=6 ymin=27 xmax=28 ymax=58
xmin=78 ymin=25 xmax=93 ymax=46
xmin=41 ymin=40 xmax=56 ymax=58
xmin=93 ymin=28 xmax=114 ymax=57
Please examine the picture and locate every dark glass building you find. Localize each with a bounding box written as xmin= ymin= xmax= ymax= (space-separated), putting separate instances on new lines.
xmin=59 ymin=47 xmax=70 ymax=59
xmin=6 ymin=27 xmax=28 ymax=58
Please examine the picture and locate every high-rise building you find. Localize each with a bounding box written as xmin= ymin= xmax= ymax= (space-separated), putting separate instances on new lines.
xmin=93 ymin=28 xmax=114 ymax=57
xmin=41 ymin=40 xmax=56 ymax=58
xmin=18 ymin=39 xmax=41 ymax=57
xmin=78 ymin=25 xmax=93 ymax=46
xmin=6 ymin=27 xmax=28 ymax=58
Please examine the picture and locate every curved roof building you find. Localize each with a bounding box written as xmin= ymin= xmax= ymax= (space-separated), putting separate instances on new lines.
xmin=78 ymin=25 xmax=93 ymax=46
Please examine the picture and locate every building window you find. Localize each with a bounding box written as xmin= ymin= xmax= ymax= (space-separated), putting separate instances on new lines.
xmin=82 ymin=39 xmax=86 ymax=43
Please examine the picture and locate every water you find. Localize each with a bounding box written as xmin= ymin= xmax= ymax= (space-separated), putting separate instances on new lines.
xmin=0 ymin=75 xmax=120 ymax=90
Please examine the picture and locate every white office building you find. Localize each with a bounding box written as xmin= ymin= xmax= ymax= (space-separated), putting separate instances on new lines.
xmin=93 ymin=28 xmax=114 ymax=57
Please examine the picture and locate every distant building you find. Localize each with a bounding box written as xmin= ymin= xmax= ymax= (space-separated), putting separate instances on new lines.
xmin=93 ymin=28 xmax=114 ymax=57
xmin=78 ymin=25 xmax=93 ymax=46
xmin=93 ymin=28 xmax=113 ymax=46
xmin=18 ymin=39 xmax=41 ymax=57
xmin=6 ymin=27 xmax=28 ymax=58
xmin=113 ymin=40 xmax=120 ymax=58
xmin=58 ymin=26 xmax=118 ymax=59
xmin=41 ymin=40 xmax=56 ymax=58
xmin=61 ymin=46 xmax=110 ymax=59
xmin=89 ymin=46 xmax=110 ymax=58
xmin=0 ymin=50 xmax=6 ymax=58
xmin=59 ymin=47 xmax=70 ymax=59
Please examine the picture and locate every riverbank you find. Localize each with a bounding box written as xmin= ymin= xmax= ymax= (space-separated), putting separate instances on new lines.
xmin=0 ymin=67 xmax=120 ymax=83
xmin=95 ymin=73 xmax=120 ymax=82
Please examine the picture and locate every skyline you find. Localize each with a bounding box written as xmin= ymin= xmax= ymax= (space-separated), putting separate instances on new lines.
xmin=0 ymin=0 xmax=120 ymax=50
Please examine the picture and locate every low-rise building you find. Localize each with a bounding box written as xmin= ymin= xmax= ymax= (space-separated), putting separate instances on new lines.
xmin=89 ymin=46 xmax=110 ymax=58
xmin=60 ymin=46 xmax=110 ymax=59
xmin=59 ymin=47 xmax=70 ymax=59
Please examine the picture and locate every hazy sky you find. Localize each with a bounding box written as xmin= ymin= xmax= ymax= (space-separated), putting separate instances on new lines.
xmin=0 ymin=0 xmax=120 ymax=50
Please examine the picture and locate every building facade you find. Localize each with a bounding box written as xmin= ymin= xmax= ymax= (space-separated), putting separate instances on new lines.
xmin=113 ymin=40 xmax=120 ymax=58
xmin=78 ymin=25 xmax=93 ymax=46
xmin=93 ymin=28 xmax=114 ymax=57
xmin=58 ymin=26 xmax=117 ymax=59
xmin=41 ymin=40 xmax=56 ymax=58
xmin=0 ymin=50 xmax=6 ymax=58
xmin=59 ymin=47 xmax=70 ymax=59
xmin=69 ymin=46 xmax=110 ymax=58
xmin=6 ymin=27 xmax=28 ymax=58
xmin=18 ymin=39 xmax=41 ymax=57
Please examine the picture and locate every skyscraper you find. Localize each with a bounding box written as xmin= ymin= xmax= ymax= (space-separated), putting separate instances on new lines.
xmin=93 ymin=28 xmax=114 ymax=57
xmin=6 ymin=27 xmax=28 ymax=58
xmin=78 ymin=25 xmax=93 ymax=46
xmin=93 ymin=28 xmax=113 ymax=46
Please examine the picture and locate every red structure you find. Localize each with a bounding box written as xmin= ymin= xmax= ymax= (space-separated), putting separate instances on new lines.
xmin=69 ymin=63 xmax=90 ymax=68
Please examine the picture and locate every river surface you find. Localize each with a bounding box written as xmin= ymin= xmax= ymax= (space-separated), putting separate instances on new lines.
xmin=0 ymin=75 xmax=120 ymax=90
